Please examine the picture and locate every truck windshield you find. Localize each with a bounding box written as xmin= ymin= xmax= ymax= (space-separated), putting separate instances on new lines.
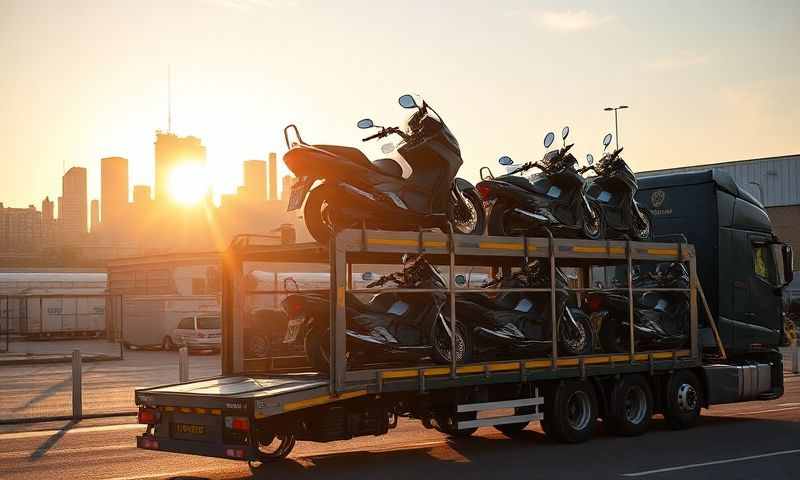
xmin=753 ymin=244 xmax=780 ymax=286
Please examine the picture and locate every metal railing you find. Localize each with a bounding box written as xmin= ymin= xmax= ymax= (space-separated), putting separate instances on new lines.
xmin=0 ymin=346 xmax=196 ymax=425
xmin=225 ymin=228 xmax=715 ymax=395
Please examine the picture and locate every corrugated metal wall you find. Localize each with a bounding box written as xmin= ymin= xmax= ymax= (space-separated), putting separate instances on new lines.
xmin=638 ymin=154 xmax=800 ymax=207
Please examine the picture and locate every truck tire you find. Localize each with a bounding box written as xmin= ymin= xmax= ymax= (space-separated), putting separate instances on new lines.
xmin=249 ymin=432 xmax=296 ymax=468
xmin=606 ymin=374 xmax=653 ymax=436
xmin=663 ymin=370 xmax=702 ymax=430
xmin=542 ymin=380 xmax=598 ymax=443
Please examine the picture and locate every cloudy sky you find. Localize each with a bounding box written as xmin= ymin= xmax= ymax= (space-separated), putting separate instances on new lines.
xmin=1 ymin=0 xmax=798 ymax=207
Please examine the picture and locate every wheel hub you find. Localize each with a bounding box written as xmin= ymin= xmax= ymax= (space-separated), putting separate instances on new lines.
xmin=676 ymin=383 xmax=697 ymax=413
xmin=623 ymin=386 xmax=647 ymax=424
xmin=566 ymin=391 xmax=591 ymax=431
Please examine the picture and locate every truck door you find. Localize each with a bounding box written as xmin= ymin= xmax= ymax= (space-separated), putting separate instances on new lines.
xmin=740 ymin=234 xmax=783 ymax=347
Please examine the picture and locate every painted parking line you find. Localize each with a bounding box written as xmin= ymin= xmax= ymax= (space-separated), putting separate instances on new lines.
xmin=623 ymin=449 xmax=800 ymax=477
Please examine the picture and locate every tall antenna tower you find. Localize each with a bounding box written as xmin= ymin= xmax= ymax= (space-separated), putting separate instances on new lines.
xmin=167 ymin=64 xmax=172 ymax=133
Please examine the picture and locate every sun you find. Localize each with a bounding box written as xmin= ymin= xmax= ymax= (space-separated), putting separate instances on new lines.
xmin=169 ymin=164 xmax=209 ymax=205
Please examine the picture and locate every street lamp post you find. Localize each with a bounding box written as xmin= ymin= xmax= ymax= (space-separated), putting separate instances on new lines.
xmin=603 ymin=105 xmax=629 ymax=149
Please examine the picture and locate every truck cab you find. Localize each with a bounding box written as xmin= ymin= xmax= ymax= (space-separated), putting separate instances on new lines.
xmin=637 ymin=170 xmax=793 ymax=355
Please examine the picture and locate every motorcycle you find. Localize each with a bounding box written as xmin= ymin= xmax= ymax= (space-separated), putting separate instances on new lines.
xmin=476 ymin=127 xmax=604 ymax=239
xmin=454 ymin=260 xmax=594 ymax=359
xmin=584 ymin=133 xmax=653 ymax=240
xmin=281 ymin=255 xmax=470 ymax=372
xmin=582 ymin=262 xmax=690 ymax=352
xmin=283 ymin=94 xmax=485 ymax=245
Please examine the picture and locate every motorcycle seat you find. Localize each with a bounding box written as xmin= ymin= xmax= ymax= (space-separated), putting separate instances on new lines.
xmin=315 ymin=144 xmax=404 ymax=178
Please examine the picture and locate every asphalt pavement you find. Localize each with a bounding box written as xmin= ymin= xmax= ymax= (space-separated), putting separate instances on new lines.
xmin=0 ymin=372 xmax=798 ymax=480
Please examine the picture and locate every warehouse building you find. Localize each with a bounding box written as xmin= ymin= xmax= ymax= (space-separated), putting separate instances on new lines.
xmin=638 ymin=153 xmax=800 ymax=270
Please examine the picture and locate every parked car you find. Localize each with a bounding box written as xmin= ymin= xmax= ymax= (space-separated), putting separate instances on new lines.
xmin=163 ymin=315 xmax=221 ymax=353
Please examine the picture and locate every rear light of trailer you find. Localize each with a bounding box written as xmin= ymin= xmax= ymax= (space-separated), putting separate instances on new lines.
xmin=140 ymin=436 xmax=159 ymax=450
xmin=138 ymin=407 xmax=160 ymax=425
xmin=224 ymin=416 xmax=250 ymax=432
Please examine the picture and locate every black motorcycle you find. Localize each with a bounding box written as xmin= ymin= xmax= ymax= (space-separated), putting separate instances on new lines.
xmin=585 ymin=133 xmax=653 ymax=240
xmin=455 ymin=260 xmax=594 ymax=359
xmin=583 ymin=262 xmax=690 ymax=352
xmin=281 ymin=255 xmax=470 ymax=372
xmin=476 ymin=128 xmax=604 ymax=239
xmin=283 ymin=94 xmax=485 ymax=245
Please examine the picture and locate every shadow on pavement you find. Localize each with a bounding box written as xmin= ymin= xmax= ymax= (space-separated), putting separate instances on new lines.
xmin=184 ymin=414 xmax=800 ymax=480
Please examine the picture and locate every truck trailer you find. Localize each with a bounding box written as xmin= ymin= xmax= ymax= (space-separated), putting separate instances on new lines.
xmin=134 ymin=176 xmax=792 ymax=466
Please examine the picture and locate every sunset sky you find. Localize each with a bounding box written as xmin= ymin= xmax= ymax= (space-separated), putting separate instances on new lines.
xmin=2 ymin=0 xmax=798 ymax=208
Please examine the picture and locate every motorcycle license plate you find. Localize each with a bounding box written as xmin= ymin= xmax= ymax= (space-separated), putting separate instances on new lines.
xmin=283 ymin=318 xmax=304 ymax=343
xmin=287 ymin=177 xmax=312 ymax=212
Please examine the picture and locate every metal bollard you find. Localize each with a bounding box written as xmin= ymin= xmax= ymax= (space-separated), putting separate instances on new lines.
xmin=179 ymin=346 xmax=189 ymax=382
xmin=72 ymin=349 xmax=82 ymax=421
xmin=792 ymin=339 xmax=799 ymax=375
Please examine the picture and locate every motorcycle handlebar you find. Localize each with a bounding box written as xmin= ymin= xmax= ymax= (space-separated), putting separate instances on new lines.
xmin=362 ymin=127 xmax=410 ymax=143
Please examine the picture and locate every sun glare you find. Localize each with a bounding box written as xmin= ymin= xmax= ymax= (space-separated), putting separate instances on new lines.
xmin=169 ymin=165 xmax=209 ymax=205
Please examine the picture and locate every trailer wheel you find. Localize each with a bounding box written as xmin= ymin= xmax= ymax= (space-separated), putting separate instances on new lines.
xmin=304 ymin=327 xmax=331 ymax=373
xmin=249 ymin=432 xmax=296 ymax=468
xmin=663 ymin=370 xmax=702 ymax=430
xmin=542 ymin=380 xmax=598 ymax=443
xmin=434 ymin=410 xmax=478 ymax=438
xmin=606 ymin=374 xmax=653 ymax=436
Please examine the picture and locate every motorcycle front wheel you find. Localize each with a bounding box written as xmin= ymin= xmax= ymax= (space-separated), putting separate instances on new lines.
xmin=558 ymin=309 xmax=594 ymax=356
xmin=632 ymin=208 xmax=654 ymax=241
xmin=450 ymin=190 xmax=486 ymax=235
xmin=582 ymin=200 xmax=605 ymax=240
xmin=431 ymin=319 xmax=472 ymax=364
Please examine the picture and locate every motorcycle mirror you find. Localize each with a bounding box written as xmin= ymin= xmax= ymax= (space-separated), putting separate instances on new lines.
xmin=454 ymin=274 xmax=467 ymax=286
xmin=603 ymin=133 xmax=613 ymax=150
xmin=398 ymin=94 xmax=418 ymax=109
xmin=357 ymin=118 xmax=374 ymax=129
xmin=498 ymin=155 xmax=514 ymax=166
xmin=586 ymin=154 xmax=594 ymax=165
xmin=561 ymin=126 xmax=570 ymax=140
xmin=544 ymin=132 xmax=555 ymax=148
xmin=381 ymin=143 xmax=396 ymax=154
xmin=361 ymin=272 xmax=374 ymax=281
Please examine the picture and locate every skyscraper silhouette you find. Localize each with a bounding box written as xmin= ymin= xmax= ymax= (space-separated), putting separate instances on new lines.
xmin=61 ymin=167 xmax=87 ymax=240
xmin=243 ymin=160 xmax=267 ymax=202
xmin=101 ymin=156 xmax=128 ymax=228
